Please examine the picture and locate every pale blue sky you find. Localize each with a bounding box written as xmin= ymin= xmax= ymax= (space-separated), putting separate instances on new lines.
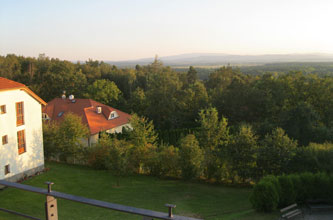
xmin=1 ymin=0 xmax=333 ymax=61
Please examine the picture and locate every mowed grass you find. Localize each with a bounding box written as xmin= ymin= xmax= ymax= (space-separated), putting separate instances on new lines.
xmin=0 ymin=162 xmax=278 ymax=220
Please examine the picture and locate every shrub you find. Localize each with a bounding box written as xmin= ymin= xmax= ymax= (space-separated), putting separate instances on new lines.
xmin=179 ymin=134 xmax=204 ymax=180
xmin=313 ymin=173 xmax=330 ymax=200
xmin=277 ymin=175 xmax=295 ymax=207
xmin=250 ymin=180 xmax=279 ymax=212
xmin=86 ymin=144 xmax=110 ymax=169
xmin=153 ymin=144 xmax=180 ymax=177
xmin=289 ymin=174 xmax=303 ymax=203
xmin=261 ymin=175 xmax=281 ymax=198
xmin=251 ymin=172 xmax=333 ymax=212
xmin=299 ymin=172 xmax=316 ymax=200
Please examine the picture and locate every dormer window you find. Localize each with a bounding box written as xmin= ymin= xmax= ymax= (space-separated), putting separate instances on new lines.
xmin=42 ymin=113 xmax=49 ymax=120
xmin=109 ymin=111 xmax=118 ymax=120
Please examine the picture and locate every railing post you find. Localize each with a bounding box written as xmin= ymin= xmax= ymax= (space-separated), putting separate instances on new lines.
xmin=45 ymin=182 xmax=58 ymax=220
xmin=165 ymin=204 xmax=176 ymax=218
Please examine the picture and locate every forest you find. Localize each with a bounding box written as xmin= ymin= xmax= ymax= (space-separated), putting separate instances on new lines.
xmin=2 ymin=54 xmax=333 ymax=182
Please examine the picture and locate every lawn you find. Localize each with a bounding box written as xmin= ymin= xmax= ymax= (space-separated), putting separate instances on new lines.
xmin=0 ymin=162 xmax=278 ymax=220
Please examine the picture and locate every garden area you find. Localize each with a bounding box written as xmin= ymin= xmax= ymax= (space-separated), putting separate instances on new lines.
xmin=0 ymin=162 xmax=278 ymax=220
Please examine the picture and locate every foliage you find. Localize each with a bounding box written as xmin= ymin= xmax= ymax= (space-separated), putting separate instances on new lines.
xmin=289 ymin=142 xmax=333 ymax=174
xmin=42 ymin=121 xmax=60 ymax=159
xmin=250 ymin=180 xmax=279 ymax=212
xmin=186 ymin=66 xmax=198 ymax=85
xmin=57 ymin=113 xmax=89 ymax=159
xmin=251 ymin=172 xmax=333 ymax=212
xmin=227 ymin=125 xmax=258 ymax=182
xmin=106 ymin=138 xmax=133 ymax=182
xmin=179 ymin=134 xmax=204 ymax=180
xmin=277 ymin=175 xmax=295 ymax=207
xmin=148 ymin=143 xmax=180 ymax=177
xmin=257 ymin=128 xmax=297 ymax=176
xmin=127 ymin=114 xmax=157 ymax=147
xmin=43 ymin=112 xmax=88 ymax=162
xmin=125 ymin=115 xmax=158 ymax=173
xmin=4 ymin=54 xmax=333 ymax=146
xmin=197 ymin=107 xmax=229 ymax=150
xmin=86 ymin=79 xmax=121 ymax=106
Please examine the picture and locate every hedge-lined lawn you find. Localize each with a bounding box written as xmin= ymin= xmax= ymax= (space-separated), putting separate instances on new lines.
xmin=0 ymin=162 xmax=278 ymax=220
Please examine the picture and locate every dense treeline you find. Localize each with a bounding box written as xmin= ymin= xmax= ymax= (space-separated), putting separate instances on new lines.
xmin=2 ymin=54 xmax=333 ymax=146
xmin=44 ymin=109 xmax=333 ymax=184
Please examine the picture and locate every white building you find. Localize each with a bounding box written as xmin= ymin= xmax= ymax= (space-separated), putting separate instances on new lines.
xmin=0 ymin=77 xmax=46 ymax=181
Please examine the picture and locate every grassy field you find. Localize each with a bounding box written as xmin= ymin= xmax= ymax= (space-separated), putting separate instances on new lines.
xmin=0 ymin=162 xmax=278 ymax=220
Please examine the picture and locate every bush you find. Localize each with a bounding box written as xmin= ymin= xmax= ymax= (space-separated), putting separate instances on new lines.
xmin=299 ymin=172 xmax=316 ymax=200
xmin=277 ymin=175 xmax=295 ymax=207
xmin=250 ymin=180 xmax=279 ymax=212
xmin=150 ymin=144 xmax=180 ymax=177
xmin=261 ymin=175 xmax=281 ymax=198
xmin=288 ymin=174 xmax=303 ymax=203
xmin=86 ymin=144 xmax=110 ymax=169
xmin=179 ymin=134 xmax=204 ymax=180
xmin=251 ymin=172 xmax=333 ymax=212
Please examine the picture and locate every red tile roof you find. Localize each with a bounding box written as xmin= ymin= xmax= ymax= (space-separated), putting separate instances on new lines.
xmin=43 ymin=98 xmax=131 ymax=135
xmin=0 ymin=77 xmax=47 ymax=105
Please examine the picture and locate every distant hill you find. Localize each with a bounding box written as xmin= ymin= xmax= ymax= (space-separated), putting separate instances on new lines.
xmin=106 ymin=53 xmax=333 ymax=67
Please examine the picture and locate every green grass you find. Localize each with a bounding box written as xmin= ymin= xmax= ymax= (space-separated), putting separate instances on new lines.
xmin=0 ymin=162 xmax=278 ymax=220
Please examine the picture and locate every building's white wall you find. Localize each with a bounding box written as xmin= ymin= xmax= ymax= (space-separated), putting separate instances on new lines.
xmin=106 ymin=123 xmax=132 ymax=134
xmin=0 ymin=89 xmax=44 ymax=180
xmin=89 ymin=133 xmax=99 ymax=146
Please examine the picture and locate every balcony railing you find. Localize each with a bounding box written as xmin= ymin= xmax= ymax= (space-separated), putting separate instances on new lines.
xmin=0 ymin=180 xmax=202 ymax=220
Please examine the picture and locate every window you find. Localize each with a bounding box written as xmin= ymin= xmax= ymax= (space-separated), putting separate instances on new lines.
xmin=16 ymin=102 xmax=24 ymax=126
xmin=17 ymin=130 xmax=26 ymax=154
xmin=0 ymin=105 xmax=6 ymax=114
xmin=109 ymin=111 xmax=118 ymax=120
xmin=4 ymin=165 xmax=10 ymax=175
xmin=2 ymin=135 xmax=8 ymax=145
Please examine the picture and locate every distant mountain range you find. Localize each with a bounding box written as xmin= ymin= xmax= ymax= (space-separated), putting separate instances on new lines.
xmin=106 ymin=53 xmax=333 ymax=67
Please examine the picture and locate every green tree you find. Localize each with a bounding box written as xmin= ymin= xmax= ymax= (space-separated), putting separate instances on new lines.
xmin=127 ymin=114 xmax=158 ymax=173
xmin=186 ymin=66 xmax=198 ymax=85
xmin=197 ymin=107 xmax=229 ymax=150
xmin=257 ymin=128 xmax=297 ymax=176
xmin=42 ymin=121 xmax=60 ymax=160
xmin=227 ymin=125 xmax=258 ymax=182
xmin=57 ymin=112 xmax=89 ymax=162
xmin=179 ymin=134 xmax=204 ymax=180
xmin=197 ymin=107 xmax=230 ymax=179
xmin=86 ymin=79 xmax=121 ymax=105
xmin=106 ymin=138 xmax=133 ymax=186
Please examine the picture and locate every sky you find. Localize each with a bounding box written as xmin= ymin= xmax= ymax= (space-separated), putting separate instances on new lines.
xmin=1 ymin=0 xmax=333 ymax=61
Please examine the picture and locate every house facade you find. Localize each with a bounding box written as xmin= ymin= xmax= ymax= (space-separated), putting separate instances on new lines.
xmin=42 ymin=96 xmax=132 ymax=146
xmin=0 ymin=77 xmax=46 ymax=181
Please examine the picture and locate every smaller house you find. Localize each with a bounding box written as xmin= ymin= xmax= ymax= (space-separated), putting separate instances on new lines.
xmin=0 ymin=77 xmax=46 ymax=181
xmin=42 ymin=96 xmax=132 ymax=146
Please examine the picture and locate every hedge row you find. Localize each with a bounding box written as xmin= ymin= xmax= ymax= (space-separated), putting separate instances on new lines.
xmin=250 ymin=173 xmax=333 ymax=212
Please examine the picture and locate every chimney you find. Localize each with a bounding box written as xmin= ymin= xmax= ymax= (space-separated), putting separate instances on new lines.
xmin=97 ymin=106 xmax=102 ymax=114
xmin=69 ymin=95 xmax=74 ymax=100
xmin=62 ymin=90 xmax=66 ymax=99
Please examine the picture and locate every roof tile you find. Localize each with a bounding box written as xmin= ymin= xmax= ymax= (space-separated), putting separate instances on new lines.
xmin=43 ymin=98 xmax=131 ymax=135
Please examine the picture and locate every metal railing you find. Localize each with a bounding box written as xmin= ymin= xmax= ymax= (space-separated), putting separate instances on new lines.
xmin=0 ymin=180 xmax=202 ymax=220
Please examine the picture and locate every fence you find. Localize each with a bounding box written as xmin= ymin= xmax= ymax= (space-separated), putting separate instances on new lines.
xmin=0 ymin=180 xmax=202 ymax=220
